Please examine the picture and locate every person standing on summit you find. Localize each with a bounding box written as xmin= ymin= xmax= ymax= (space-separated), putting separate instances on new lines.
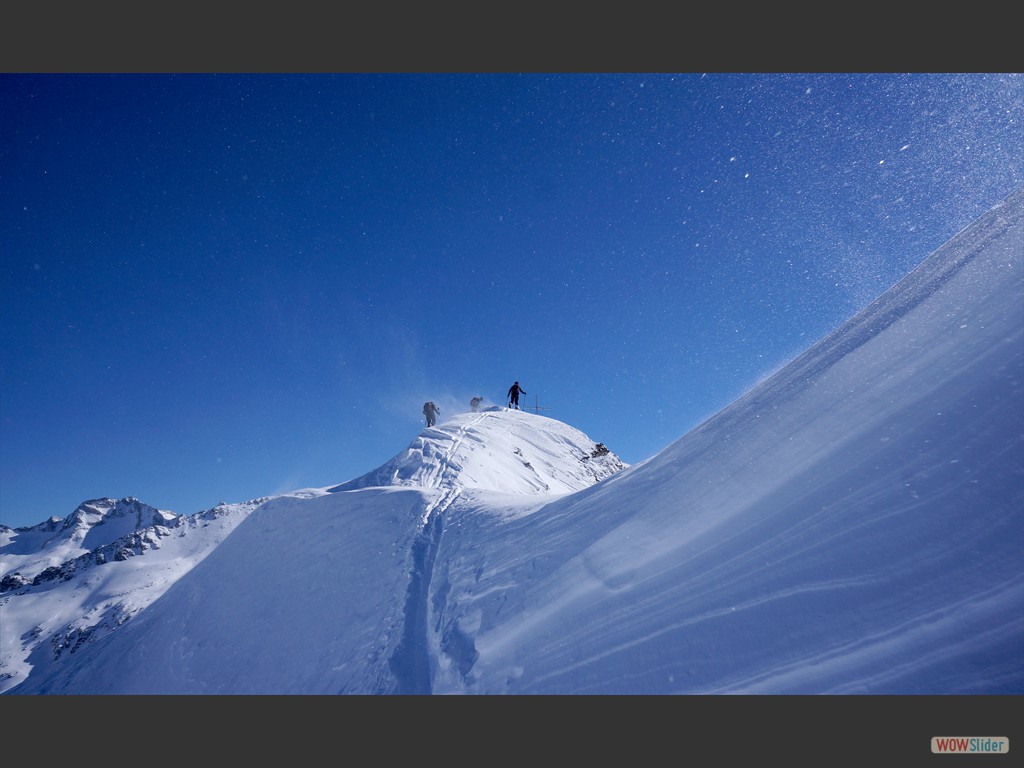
xmin=507 ymin=381 xmax=525 ymax=410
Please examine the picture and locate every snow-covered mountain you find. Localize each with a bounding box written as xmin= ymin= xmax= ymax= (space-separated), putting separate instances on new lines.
xmin=329 ymin=409 xmax=625 ymax=496
xmin=0 ymin=412 xmax=625 ymax=694
xmin=0 ymin=496 xmax=266 ymax=691
xmin=2 ymin=496 xmax=192 ymax=586
xmin=1 ymin=187 xmax=1021 ymax=695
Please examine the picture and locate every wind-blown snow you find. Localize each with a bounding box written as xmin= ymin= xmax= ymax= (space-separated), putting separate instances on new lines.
xmin=331 ymin=406 xmax=625 ymax=496
xmin=1 ymin=188 xmax=1021 ymax=695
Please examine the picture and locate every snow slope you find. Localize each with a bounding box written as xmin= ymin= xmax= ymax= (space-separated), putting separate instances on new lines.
xmin=430 ymin=187 xmax=1024 ymax=694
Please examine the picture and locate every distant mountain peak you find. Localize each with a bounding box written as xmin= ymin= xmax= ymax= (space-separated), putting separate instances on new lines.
xmin=59 ymin=496 xmax=178 ymax=542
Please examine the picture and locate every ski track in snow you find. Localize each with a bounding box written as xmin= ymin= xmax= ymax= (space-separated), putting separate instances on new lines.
xmin=390 ymin=408 xmax=620 ymax=693
xmin=388 ymin=417 xmax=476 ymax=693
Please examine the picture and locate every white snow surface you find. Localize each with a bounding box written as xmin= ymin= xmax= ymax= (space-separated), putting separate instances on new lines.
xmin=1 ymin=188 xmax=1021 ymax=695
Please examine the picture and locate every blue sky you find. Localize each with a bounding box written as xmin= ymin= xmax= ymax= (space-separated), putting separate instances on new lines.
xmin=2 ymin=72 xmax=1022 ymax=529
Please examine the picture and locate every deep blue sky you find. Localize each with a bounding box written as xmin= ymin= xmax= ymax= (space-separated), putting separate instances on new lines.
xmin=2 ymin=73 xmax=1021 ymax=529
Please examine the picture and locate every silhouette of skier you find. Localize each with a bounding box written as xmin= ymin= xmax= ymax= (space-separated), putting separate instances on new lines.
xmin=470 ymin=396 xmax=483 ymax=412
xmin=507 ymin=381 xmax=525 ymax=410
xmin=423 ymin=401 xmax=439 ymax=427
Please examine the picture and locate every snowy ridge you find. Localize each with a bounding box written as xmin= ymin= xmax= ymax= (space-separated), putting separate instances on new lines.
xmin=0 ymin=410 xmax=626 ymax=694
xmin=330 ymin=406 xmax=626 ymax=496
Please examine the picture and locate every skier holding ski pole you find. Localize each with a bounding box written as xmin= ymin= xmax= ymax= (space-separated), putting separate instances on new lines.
xmin=507 ymin=381 xmax=525 ymax=410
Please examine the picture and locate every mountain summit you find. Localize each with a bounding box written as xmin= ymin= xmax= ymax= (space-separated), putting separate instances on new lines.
xmin=330 ymin=406 xmax=626 ymax=496
xmin=1 ymin=188 xmax=1022 ymax=695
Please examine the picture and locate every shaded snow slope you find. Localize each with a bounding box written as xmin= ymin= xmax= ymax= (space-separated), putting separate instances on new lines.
xmin=428 ymin=187 xmax=1024 ymax=694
